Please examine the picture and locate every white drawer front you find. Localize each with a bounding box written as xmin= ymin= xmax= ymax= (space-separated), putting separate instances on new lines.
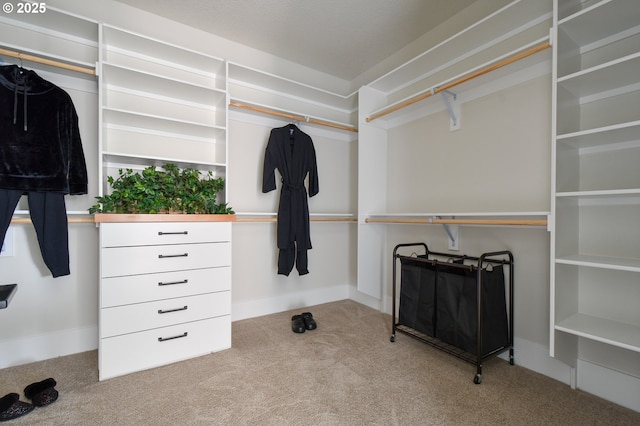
xmin=101 ymin=267 xmax=230 ymax=308
xmin=100 ymin=222 xmax=231 ymax=247
xmin=100 ymin=291 xmax=230 ymax=338
xmin=99 ymin=315 xmax=231 ymax=380
xmin=101 ymin=242 xmax=230 ymax=277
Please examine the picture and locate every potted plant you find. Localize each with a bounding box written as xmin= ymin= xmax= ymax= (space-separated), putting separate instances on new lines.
xmin=89 ymin=163 xmax=234 ymax=215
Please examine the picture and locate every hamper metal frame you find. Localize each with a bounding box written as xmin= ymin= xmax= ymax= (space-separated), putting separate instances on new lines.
xmin=391 ymin=243 xmax=514 ymax=384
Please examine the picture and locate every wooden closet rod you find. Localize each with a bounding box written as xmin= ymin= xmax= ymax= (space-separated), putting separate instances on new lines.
xmin=0 ymin=47 xmax=96 ymax=76
xmin=230 ymin=100 xmax=358 ymax=133
xmin=236 ymin=217 xmax=357 ymax=223
xmin=365 ymin=40 xmax=551 ymax=123
xmin=10 ymin=217 xmax=95 ymax=224
xmin=365 ymin=217 xmax=547 ymax=226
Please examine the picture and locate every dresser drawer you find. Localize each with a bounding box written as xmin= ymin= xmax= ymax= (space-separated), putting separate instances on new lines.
xmin=101 ymin=266 xmax=230 ymax=308
xmin=100 ymin=222 xmax=231 ymax=248
xmin=101 ymin=242 xmax=230 ymax=277
xmin=99 ymin=315 xmax=231 ymax=380
xmin=100 ymin=290 xmax=230 ymax=338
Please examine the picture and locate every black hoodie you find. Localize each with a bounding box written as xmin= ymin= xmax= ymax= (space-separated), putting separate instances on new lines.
xmin=0 ymin=65 xmax=87 ymax=194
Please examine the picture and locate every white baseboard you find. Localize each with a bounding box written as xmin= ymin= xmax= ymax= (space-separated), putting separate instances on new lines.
xmin=577 ymin=359 xmax=640 ymax=413
xmin=500 ymin=337 xmax=572 ymax=385
xmin=0 ymin=326 xmax=97 ymax=369
xmin=231 ymin=284 xmax=349 ymax=322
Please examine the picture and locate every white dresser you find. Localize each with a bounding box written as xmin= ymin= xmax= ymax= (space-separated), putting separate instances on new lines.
xmin=95 ymin=215 xmax=233 ymax=380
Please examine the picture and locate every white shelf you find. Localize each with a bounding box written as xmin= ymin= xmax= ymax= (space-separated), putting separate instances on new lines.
xmin=556 ymin=189 xmax=640 ymax=198
xmin=558 ymin=0 xmax=639 ymax=47
xmin=556 ymin=313 xmax=640 ymax=353
xmin=556 ymin=120 xmax=640 ymax=146
xmin=555 ymin=254 xmax=640 ymax=272
xmin=557 ymin=52 xmax=640 ymax=98
xmin=102 ymin=24 xmax=225 ymax=78
xmin=102 ymin=63 xmax=225 ymax=104
xmin=102 ymin=152 xmax=225 ymax=172
xmin=103 ymin=108 xmax=224 ymax=137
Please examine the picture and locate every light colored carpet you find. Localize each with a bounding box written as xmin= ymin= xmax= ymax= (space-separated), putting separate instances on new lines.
xmin=1 ymin=299 xmax=639 ymax=425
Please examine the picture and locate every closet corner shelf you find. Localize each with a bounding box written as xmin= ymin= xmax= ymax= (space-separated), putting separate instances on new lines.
xmin=364 ymin=212 xmax=549 ymax=227
xmin=555 ymin=189 xmax=640 ymax=198
xmin=93 ymin=213 xmax=237 ymax=223
xmin=555 ymin=313 xmax=640 ymax=353
xmin=555 ymin=254 xmax=640 ymax=272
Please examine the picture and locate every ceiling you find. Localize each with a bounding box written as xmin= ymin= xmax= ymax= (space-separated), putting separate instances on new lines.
xmin=113 ymin=0 xmax=480 ymax=81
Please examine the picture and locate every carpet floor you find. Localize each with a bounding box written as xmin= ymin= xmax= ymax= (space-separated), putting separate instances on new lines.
xmin=1 ymin=299 xmax=639 ymax=425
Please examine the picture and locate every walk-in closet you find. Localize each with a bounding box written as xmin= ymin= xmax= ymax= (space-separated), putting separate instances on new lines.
xmin=1 ymin=0 xmax=638 ymax=416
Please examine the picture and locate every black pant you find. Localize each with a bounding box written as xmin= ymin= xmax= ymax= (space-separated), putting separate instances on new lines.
xmin=278 ymin=243 xmax=309 ymax=276
xmin=0 ymin=189 xmax=70 ymax=277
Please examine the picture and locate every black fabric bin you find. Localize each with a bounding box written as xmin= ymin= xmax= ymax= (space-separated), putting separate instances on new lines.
xmin=398 ymin=256 xmax=436 ymax=337
xmin=435 ymin=263 xmax=509 ymax=356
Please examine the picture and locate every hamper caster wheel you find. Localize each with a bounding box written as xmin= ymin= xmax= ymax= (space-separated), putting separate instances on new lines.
xmin=509 ymin=355 xmax=515 ymax=366
xmin=390 ymin=334 xmax=396 ymax=342
xmin=473 ymin=374 xmax=482 ymax=384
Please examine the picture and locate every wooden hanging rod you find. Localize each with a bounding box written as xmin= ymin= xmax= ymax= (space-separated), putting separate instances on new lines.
xmin=365 ymin=40 xmax=551 ymax=123
xmin=0 ymin=47 xmax=96 ymax=76
xmin=230 ymin=100 xmax=358 ymax=133
xmin=10 ymin=217 xmax=95 ymax=225
xmin=236 ymin=217 xmax=357 ymax=223
xmin=365 ymin=217 xmax=547 ymax=226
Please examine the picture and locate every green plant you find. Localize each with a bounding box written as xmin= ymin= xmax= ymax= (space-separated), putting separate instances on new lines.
xmin=88 ymin=163 xmax=234 ymax=215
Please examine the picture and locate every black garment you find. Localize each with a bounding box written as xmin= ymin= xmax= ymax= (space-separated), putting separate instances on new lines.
xmin=262 ymin=124 xmax=319 ymax=276
xmin=0 ymin=65 xmax=88 ymax=194
xmin=0 ymin=189 xmax=70 ymax=277
xmin=0 ymin=65 xmax=87 ymax=278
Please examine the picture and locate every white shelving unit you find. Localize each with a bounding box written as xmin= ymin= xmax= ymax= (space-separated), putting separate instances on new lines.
xmin=95 ymin=25 xmax=234 ymax=379
xmin=99 ymin=24 xmax=228 ymax=201
xmin=550 ymin=0 xmax=640 ymax=381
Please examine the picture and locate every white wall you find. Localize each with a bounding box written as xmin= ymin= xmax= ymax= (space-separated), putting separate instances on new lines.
xmin=226 ymin=115 xmax=357 ymax=321
xmin=386 ymin=76 xmax=551 ymax=213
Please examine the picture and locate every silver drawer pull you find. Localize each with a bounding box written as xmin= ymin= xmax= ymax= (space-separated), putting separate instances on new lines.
xmin=158 ymin=231 xmax=188 ymax=235
xmin=158 ymin=279 xmax=188 ymax=286
xmin=158 ymin=305 xmax=188 ymax=314
xmin=158 ymin=332 xmax=188 ymax=342
xmin=158 ymin=253 xmax=188 ymax=259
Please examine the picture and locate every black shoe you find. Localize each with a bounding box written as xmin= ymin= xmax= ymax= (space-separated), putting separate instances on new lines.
xmin=24 ymin=378 xmax=58 ymax=407
xmin=301 ymin=312 xmax=317 ymax=330
xmin=291 ymin=315 xmax=306 ymax=333
xmin=0 ymin=393 xmax=34 ymax=422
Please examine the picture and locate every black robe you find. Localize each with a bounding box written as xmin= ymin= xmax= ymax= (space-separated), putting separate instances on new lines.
xmin=262 ymin=124 xmax=319 ymax=274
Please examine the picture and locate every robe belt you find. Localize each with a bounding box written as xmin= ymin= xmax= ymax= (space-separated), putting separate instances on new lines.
xmin=281 ymin=178 xmax=303 ymax=191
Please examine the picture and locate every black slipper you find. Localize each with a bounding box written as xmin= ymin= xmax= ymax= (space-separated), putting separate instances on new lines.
xmin=24 ymin=378 xmax=58 ymax=407
xmin=291 ymin=315 xmax=306 ymax=333
xmin=0 ymin=393 xmax=34 ymax=422
xmin=301 ymin=312 xmax=317 ymax=330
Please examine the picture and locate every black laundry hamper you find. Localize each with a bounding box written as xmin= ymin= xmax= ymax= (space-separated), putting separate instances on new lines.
xmin=392 ymin=243 xmax=514 ymax=384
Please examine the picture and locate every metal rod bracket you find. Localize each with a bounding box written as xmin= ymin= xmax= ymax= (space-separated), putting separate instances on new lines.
xmin=440 ymin=90 xmax=460 ymax=131
xmin=434 ymin=216 xmax=459 ymax=250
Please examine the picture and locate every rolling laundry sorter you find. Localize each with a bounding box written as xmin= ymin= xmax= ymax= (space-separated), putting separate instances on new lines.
xmin=96 ymin=216 xmax=233 ymax=380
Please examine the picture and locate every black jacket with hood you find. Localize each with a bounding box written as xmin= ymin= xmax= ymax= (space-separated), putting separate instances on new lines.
xmin=0 ymin=65 xmax=87 ymax=194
